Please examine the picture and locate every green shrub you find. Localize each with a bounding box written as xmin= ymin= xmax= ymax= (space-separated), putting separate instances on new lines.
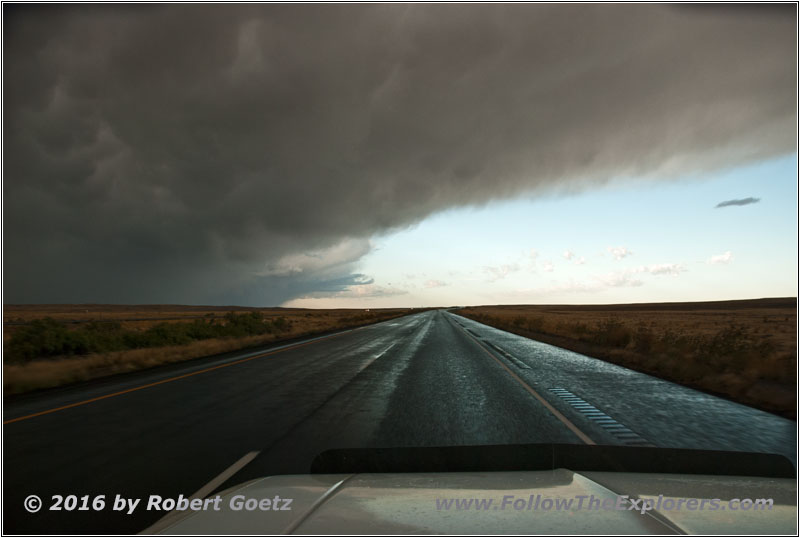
xmin=6 ymin=318 xmax=90 ymax=361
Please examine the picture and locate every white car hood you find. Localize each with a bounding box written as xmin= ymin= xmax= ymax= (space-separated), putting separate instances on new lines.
xmin=148 ymin=469 xmax=796 ymax=534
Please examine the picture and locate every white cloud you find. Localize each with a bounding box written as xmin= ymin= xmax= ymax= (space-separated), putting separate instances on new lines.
xmin=529 ymin=249 xmax=539 ymax=260
xmin=523 ymin=261 xmax=685 ymax=296
xmin=708 ymin=251 xmax=733 ymax=265
xmin=562 ymin=250 xmax=585 ymax=265
xmin=593 ymin=271 xmax=644 ymax=288
xmin=525 ymin=272 xmax=643 ymax=295
xmin=607 ymin=246 xmax=633 ymax=260
xmin=631 ymin=263 xmax=686 ymax=276
xmin=483 ymin=263 xmax=520 ymax=282
xmin=542 ymin=260 xmax=554 ymax=272
xmin=424 ymin=279 xmax=447 ymax=288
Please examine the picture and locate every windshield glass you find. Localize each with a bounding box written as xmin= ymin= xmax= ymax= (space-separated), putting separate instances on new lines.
xmin=3 ymin=3 xmax=796 ymax=535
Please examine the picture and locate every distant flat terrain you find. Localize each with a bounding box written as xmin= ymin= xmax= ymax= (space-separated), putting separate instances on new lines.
xmin=3 ymin=303 xmax=401 ymax=324
xmin=478 ymin=297 xmax=797 ymax=311
xmin=2 ymin=303 xmax=412 ymax=336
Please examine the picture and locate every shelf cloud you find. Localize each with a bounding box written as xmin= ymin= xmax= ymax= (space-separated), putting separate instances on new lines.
xmin=4 ymin=4 xmax=794 ymax=304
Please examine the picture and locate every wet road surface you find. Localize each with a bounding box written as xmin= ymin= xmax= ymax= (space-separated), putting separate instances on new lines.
xmin=4 ymin=309 xmax=795 ymax=533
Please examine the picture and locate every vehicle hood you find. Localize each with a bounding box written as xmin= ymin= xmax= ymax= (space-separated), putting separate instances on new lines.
xmin=147 ymin=469 xmax=796 ymax=534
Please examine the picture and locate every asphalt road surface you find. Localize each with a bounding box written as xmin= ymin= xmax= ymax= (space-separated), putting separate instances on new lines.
xmin=4 ymin=309 xmax=795 ymax=534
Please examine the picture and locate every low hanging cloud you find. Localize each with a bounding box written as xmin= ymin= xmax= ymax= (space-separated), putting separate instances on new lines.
xmin=258 ymin=239 xmax=373 ymax=277
xmin=423 ymin=279 xmax=448 ymax=289
xmin=715 ymin=197 xmax=761 ymax=208
xmin=296 ymin=283 xmax=407 ymax=300
xmin=4 ymin=4 xmax=794 ymax=304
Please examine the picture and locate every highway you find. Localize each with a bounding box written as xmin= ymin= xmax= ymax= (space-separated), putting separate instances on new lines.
xmin=3 ymin=309 xmax=795 ymax=534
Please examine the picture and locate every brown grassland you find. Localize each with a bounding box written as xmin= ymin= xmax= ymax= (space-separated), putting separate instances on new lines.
xmin=3 ymin=305 xmax=419 ymax=395
xmin=457 ymin=298 xmax=796 ymax=419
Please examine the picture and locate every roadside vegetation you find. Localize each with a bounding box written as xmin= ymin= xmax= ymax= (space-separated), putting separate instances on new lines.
xmin=3 ymin=306 xmax=417 ymax=394
xmin=457 ymin=299 xmax=796 ymax=419
xmin=5 ymin=312 xmax=291 ymax=362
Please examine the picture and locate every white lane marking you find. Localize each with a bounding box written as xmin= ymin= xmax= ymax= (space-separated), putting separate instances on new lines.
xmin=375 ymin=343 xmax=396 ymax=358
xmin=548 ymin=388 xmax=654 ymax=447
xmin=139 ymin=451 xmax=260 ymax=534
xmin=356 ymin=343 xmax=397 ymax=373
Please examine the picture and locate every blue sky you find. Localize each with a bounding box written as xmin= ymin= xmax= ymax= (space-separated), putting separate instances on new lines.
xmin=286 ymin=154 xmax=797 ymax=308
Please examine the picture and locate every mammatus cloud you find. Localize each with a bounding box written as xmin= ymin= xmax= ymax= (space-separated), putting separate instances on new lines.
xmin=715 ymin=197 xmax=761 ymax=208
xmin=708 ymin=251 xmax=734 ymax=265
xmin=4 ymin=4 xmax=794 ymax=304
xmin=607 ymin=246 xmax=633 ymax=260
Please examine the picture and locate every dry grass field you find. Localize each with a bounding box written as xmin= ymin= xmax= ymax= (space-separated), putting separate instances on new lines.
xmin=458 ymin=298 xmax=796 ymax=418
xmin=3 ymin=305 xmax=419 ymax=395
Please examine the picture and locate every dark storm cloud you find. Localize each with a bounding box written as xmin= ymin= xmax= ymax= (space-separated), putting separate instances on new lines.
xmin=715 ymin=197 xmax=761 ymax=208
xmin=4 ymin=4 xmax=795 ymax=305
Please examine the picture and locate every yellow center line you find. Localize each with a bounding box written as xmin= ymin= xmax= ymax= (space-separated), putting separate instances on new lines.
xmin=4 ymin=330 xmax=351 ymax=425
xmin=453 ymin=318 xmax=596 ymax=445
